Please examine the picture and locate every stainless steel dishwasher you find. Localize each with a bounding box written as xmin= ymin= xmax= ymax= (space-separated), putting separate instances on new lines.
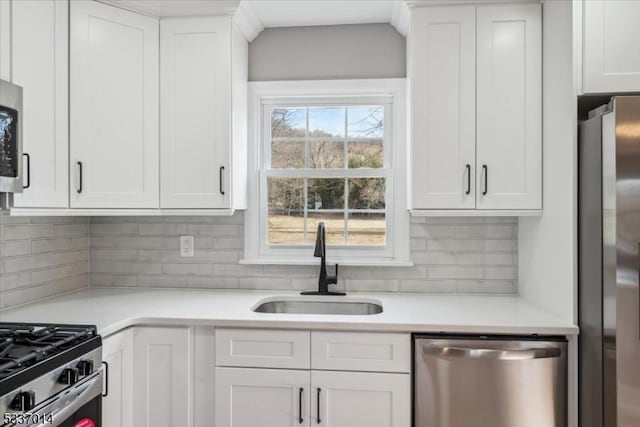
xmin=414 ymin=335 xmax=567 ymax=427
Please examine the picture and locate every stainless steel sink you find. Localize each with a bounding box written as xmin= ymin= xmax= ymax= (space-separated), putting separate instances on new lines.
xmin=252 ymin=297 xmax=383 ymax=315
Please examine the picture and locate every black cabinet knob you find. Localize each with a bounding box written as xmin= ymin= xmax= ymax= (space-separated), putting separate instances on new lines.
xmin=77 ymin=360 xmax=94 ymax=377
xmin=58 ymin=368 xmax=79 ymax=385
xmin=10 ymin=391 xmax=35 ymax=411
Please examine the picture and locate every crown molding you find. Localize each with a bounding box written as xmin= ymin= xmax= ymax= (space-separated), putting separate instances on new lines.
xmin=234 ymin=1 xmax=264 ymax=42
xmin=390 ymin=1 xmax=409 ymax=36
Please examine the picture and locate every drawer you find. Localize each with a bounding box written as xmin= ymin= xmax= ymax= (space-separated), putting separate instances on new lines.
xmin=311 ymin=331 xmax=410 ymax=373
xmin=215 ymin=328 xmax=310 ymax=369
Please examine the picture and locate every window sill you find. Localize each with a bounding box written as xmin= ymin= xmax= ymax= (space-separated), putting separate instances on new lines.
xmin=239 ymin=257 xmax=414 ymax=267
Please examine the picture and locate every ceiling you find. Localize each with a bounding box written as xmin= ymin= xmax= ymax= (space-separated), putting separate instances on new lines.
xmin=99 ymin=0 xmax=408 ymax=40
xmin=247 ymin=1 xmax=396 ymax=28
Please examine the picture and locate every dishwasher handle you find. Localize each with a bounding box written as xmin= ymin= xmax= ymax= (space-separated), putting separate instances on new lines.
xmin=422 ymin=344 xmax=562 ymax=360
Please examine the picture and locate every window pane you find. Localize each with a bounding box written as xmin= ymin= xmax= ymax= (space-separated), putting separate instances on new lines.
xmin=272 ymin=140 xmax=305 ymax=168
xmin=348 ymin=178 xmax=385 ymax=209
xmin=348 ymin=140 xmax=383 ymax=169
xmin=308 ymin=213 xmax=345 ymax=245
xmin=268 ymin=178 xmax=305 ymax=244
xmin=347 ymin=212 xmax=385 ymax=245
xmin=348 ymin=106 xmax=383 ymax=138
xmin=309 ymin=107 xmax=345 ymax=138
xmin=272 ymin=108 xmax=305 ymax=138
xmin=307 ymin=178 xmax=345 ymax=210
xmin=309 ymin=140 xmax=344 ymax=169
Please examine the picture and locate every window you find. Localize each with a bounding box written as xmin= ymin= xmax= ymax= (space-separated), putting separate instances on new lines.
xmin=244 ymin=80 xmax=410 ymax=265
xmin=267 ymin=105 xmax=386 ymax=246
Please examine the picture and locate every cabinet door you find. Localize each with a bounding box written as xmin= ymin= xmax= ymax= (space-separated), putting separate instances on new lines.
xmin=102 ymin=328 xmax=134 ymax=427
xmin=132 ymin=327 xmax=192 ymax=427
xmin=70 ymin=0 xmax=159 ymax=208
xmin=311 ymin=371 xmax=410 ymax=427
xmin=584 ymin=0 xmax=640 ymax=93
xmin=160 ymin=17 xmax=231 ymax=209
xmin=10 ymin=0 xmax=68 ymax=208
xmin=409 ymin=6 xmax=476 ymax=210
xmin=476 ymin=4 xmax=541 ymax=210
xmin=215 ymin=367 xmax=310 ymax=427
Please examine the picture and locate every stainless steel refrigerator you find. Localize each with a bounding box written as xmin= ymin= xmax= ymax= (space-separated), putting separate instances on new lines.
xmin=579 ymin=96 xmax=640 ymax=427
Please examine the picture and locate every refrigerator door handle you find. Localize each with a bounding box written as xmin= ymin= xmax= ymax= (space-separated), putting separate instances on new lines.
xmin=422 ymin=344 xmax=561 ymax=360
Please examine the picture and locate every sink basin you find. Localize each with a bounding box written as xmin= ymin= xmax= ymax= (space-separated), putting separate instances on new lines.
xmin=252 ymin=297 xmax=383 ymax=315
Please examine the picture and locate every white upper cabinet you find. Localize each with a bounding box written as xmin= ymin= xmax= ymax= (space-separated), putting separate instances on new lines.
xmin=410 ymin=6 xmax=476 ymax=210
xmin=583 ymin=0 xmax=640 ymax=93
xmin=476 ymin=4 xmax=542 ymax=210
xmin=160 ymin=17 xmax=247 ymax=210
xmin=6 ymin=0 xmax=69 ymax=208
xmin=70 ymin=0 xmax=159 ymax=208
xmin=409 ymin=3 xmax=541 ymax=212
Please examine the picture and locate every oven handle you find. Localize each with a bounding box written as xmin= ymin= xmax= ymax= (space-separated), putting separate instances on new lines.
xmin=33 ymin=373 xmax=102 ymax=427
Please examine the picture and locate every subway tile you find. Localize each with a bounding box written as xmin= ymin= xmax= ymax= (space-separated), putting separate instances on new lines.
xmin=91 ymin=223 xmax=138 ymax=235
xmin=0 ymin=240 xmax=31 ymax=257
xmin=484 ymin=266 xmax=518 ymax=280
xmin=428 ymin=265 xmax=484 ymax=280
xmin=54 ymin=223 xmax=89 ymax=237
xmin=161 ymin=263 xmax=212 ymax=276
xmin=345 ymin=279 xmax=399 ymax=292
xmin=4 ymin=224 xmax=52 ymax=240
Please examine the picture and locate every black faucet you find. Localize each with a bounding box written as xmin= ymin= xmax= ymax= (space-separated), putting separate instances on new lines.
xmin=301 ymin=222 xmax=345 ymax=296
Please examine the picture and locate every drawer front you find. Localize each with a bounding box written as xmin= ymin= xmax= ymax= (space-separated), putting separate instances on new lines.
xmin=311 ymin=332 xmax=410 ymax=373
xmin=215 ymin=328 xmax=310 ymax=369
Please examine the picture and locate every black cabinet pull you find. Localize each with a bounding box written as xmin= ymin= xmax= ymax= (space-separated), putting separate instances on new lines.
xmin=101 ymin=361 xmax=109 ymax=397
xmin=219 ymin=166 xmax=225 ymax=195
xmin=316 ymin=388 xmax=321 ymax=424
xmin=482 ymin=164 xmax=488 ymax=196
xmin=298 ymin=387 xmax=304 ymax=424
xmin=465 ymin=164 xmax=471 ymax=195
xmin=77 ymin=161 xmax=83 ymax=194
xmin=23 ymin=153 xmax=30 ymax=189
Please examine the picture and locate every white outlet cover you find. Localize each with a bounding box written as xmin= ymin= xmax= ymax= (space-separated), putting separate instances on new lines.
xmin=180 ymin=235 xmax=195 ymax=257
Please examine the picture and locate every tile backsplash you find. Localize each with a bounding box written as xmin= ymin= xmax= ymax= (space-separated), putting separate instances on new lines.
xmin=0 ymin=212 xmax=517 ymax=309
xmin=89 ymin=214 xmax=518 ymax=294
xmin=0 ymin=212 xmax=89 ymax=310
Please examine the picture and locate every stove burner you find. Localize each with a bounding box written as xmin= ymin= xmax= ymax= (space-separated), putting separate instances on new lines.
xmin=0 ymin=324 xmax=97 ymax=380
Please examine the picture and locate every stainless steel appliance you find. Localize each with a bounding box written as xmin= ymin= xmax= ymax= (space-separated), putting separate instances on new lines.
xmin=0 ymin=79 xmax=23 ymax=194
xmin=413 ymin=335 xmax=567 ymax=427
xmin=579 ymin=96 xmax=640 ymax=427
xmin=0 ymin=323 xmax=103 ymax=427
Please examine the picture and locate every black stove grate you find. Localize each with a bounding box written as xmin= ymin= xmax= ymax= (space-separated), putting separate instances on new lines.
xmin=0 ymin=323 xmax=97 ymax=380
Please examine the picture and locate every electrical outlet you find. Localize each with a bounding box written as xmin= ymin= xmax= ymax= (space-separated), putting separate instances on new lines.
xmin=180 ymin=235 xmax=194 ymax=257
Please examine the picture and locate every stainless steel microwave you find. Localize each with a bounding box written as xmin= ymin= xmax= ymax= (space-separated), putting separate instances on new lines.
xmin=0 ymin=79 xmax=23 ymax=193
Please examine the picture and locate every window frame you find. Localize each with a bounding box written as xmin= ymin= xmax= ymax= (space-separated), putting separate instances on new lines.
xmin=243 ymin=79 xmax=411 ymax=266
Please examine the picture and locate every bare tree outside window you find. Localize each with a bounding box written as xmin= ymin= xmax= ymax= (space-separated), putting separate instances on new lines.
xmin=267 ymin=106 xmax=387 ymax=246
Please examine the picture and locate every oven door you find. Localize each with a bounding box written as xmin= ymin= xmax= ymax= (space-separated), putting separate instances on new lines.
xmin=0 ymin=79 xmax=23 ymax=193
xmin=5 ymin=372 xmax=102 ymax=427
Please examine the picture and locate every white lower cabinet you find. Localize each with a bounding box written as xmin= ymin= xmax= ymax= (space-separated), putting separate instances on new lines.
xmin=102 ymin=328 xmax=134 ymax=427
xmin=214 ymin=329 xmax=411 ymax=427
xmin=132 ymin=327 xmax=192 ymax=427
xmin=214 ymin=368 xmax=409 ymax=427
xmin=102 ymin=327 xmax=411 ymax=427
xmin=215 ymin=368 xmax=311 ymax=427
xmin=311 ymin=370 xmax=410 ymax=427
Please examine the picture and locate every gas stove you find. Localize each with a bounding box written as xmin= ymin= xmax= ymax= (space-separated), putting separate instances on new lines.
xmin=0 ymin=323 xmax=103 ymax=427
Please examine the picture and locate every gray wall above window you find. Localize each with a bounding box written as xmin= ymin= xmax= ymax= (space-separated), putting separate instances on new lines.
xmin=248 ymin=24 xmax=406 ymax=81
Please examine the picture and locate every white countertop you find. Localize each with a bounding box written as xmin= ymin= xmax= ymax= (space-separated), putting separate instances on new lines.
xmin=0 ymin=288 xmax=578 ymax=337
